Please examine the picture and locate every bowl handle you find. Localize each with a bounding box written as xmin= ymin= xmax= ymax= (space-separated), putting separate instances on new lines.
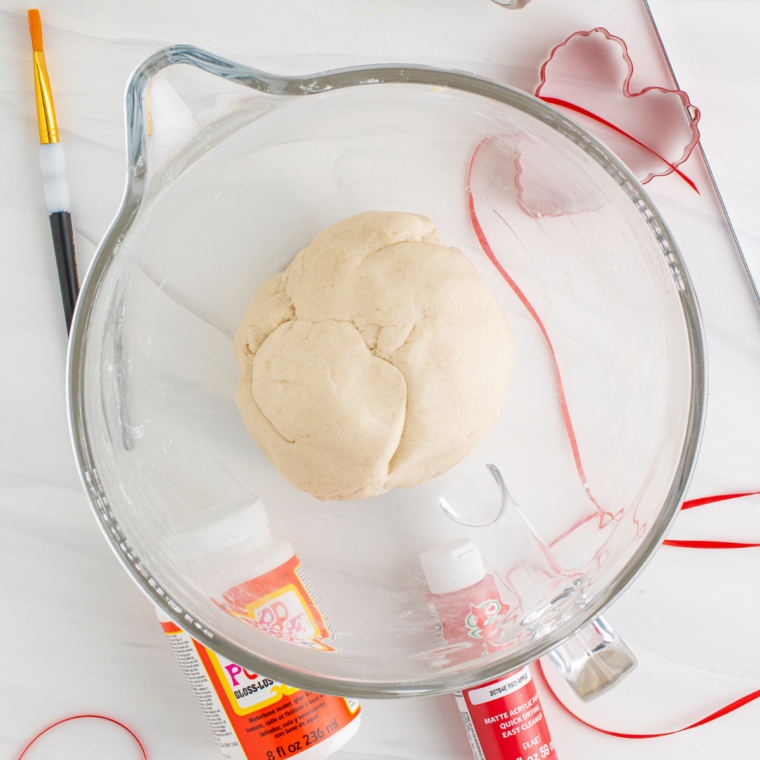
xmin=546 ymin=615 xmax=637 ymax=702
xmin=439 ymin=463 xmax=637 ymax=700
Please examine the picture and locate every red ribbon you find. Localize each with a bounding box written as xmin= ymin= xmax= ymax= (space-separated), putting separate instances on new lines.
xmin=663 ymin=538 xmax=760 ymax=549
xmin=664 ymin=490 xmax=760 ymax=548
xmin=468 ymin=137 xmax=759 ymax=549
xmin=536 ymin=96 xmax=699 ymax=194
xmin=467 ymin=139 xmax=620 ymax=530
xmin=17 ymin=715 xmax=147 ymax=759
xmin=467 ymin=141 xmax=760 ymax=738
xmin=682 ymin=491 xmax=759 ymax=510
xmin=534 ymin=659 xmax=760 ymax=739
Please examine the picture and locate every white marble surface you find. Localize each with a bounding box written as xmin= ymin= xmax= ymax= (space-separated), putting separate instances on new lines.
xmin=2 ymin=1 xmax=760 ymax=758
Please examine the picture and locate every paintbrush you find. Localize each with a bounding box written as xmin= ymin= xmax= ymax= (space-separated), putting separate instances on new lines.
xmin=28 ymin=8 xmax=79 ymax=333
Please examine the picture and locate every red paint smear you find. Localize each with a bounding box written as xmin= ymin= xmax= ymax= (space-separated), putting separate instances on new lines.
xmin=534 ymin=659 xmax=760 ymax=739
xmin=17 ymin=715 xmax=148 ymax=760
xmin=468 ymin=139 xmax=620 ymax=529
xmin=537 ymin=95 xmax=699 ymax=194
xmin=536 ymin=27 xmax=701 ymax=192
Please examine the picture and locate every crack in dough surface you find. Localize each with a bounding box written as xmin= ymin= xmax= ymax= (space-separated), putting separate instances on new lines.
xmin=234 ymin=211 xmax=513 ymax=500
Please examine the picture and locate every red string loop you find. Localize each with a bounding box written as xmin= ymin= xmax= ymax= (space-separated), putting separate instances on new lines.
xmin=17 ymin=715 xmax=147 ymax=760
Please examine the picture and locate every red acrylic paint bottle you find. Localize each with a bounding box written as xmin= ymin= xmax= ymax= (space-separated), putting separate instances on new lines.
xmin=420 ymin=538 xmax=558 ymax=760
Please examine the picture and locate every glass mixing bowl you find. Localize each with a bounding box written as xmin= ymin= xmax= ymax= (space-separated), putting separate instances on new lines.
xmin=68 ymin=46 xmax=705 ymax=697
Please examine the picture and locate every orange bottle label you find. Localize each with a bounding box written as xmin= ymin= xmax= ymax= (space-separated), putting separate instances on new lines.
xmin=216 ymin=555 xmax=335 ymax=652
xmin=161 ymin=555 xmax=359 ymax=759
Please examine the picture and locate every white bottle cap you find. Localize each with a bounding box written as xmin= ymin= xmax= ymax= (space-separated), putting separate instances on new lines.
xmin=167 ymin=495 xmax=269 ymax=559
xmin=420 ymin=538 xmax=486 ymax=595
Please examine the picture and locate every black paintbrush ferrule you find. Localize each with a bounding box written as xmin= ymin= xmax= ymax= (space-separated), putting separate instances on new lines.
xmin=49 ymin=210 xmax=79 ymax=333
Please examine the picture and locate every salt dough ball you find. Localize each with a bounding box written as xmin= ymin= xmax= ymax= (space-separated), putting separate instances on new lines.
xmin=234 ymin=211 xmax=513 ymax=501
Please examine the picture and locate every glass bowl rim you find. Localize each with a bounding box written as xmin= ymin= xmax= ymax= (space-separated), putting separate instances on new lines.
xmin=66 ymin=45 xmax=707 ymax=697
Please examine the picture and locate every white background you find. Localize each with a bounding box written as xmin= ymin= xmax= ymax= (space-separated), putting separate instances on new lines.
xmin=2 ymin=1 xmax=760 ymax=758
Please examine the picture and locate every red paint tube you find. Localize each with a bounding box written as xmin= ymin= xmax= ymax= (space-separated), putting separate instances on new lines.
xmin=421 ymin=539 xmax=558 ymax=760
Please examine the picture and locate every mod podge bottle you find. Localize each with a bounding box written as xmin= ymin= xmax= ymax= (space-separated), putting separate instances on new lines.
xmin=157 ymin=497 xmax=361 ymax=760
xmin=420 ymin=538 xmax=558 ymax=760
